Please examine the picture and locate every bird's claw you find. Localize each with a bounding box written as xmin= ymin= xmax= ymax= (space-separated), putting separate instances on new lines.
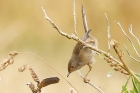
xmin=84 ymin=78 xmax=90 ymax=83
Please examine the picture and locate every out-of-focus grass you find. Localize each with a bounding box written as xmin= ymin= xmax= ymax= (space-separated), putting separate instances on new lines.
xmin=0 ymin=0 xmax=140 ymax=93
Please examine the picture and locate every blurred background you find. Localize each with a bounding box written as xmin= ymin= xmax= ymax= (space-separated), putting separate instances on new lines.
xmin=0 ymin=0 xmax=140 ymax=93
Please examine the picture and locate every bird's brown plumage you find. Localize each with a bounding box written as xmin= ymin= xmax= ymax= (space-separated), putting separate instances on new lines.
xmin=67 ymin=30 xmax=98 ymax=82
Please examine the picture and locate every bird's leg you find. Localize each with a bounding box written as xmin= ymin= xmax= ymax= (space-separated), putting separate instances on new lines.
xmin=84 ymin=64 xmax=92 ymax=83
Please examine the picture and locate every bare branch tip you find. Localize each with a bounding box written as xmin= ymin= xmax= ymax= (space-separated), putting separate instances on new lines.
xmin=73 ymin=0 xmax=77 ymax=36
xmin=114 ymin=21 xmax=119 ymax=24
xmin=104 ymin=13 xmax=107 ymax=17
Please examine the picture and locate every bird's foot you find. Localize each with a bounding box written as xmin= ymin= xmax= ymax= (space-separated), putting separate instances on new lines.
xmin=84 ymin=78 xmax=90 ymax=83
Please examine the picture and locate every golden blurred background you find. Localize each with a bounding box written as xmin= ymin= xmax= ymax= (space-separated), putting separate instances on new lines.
xmin=0 ymin=0 xmax=140 ymax=93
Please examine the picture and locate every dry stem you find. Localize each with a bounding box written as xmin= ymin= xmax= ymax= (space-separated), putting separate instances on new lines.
xmin=124 ymin=45 xmax=140 ymax=62
xmin=115 ymin=21 xmax=140 ymax=58
xmin=114 ymin=22 xmax=140 ymax=83
xmin=77 ymin=70 xmax=104 ymax=93
xmin=112 ymin=41 xmax=140 ymax=84
xmin=128 ymin=24 xmax=140 ymax=45
xmin=73 ymin=0 xmax=77 ymax=36
xmin=104 ymin=13 xmax=111 ymax=54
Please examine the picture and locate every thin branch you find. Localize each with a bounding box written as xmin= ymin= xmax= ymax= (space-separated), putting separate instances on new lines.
xmin=128 ymin=24 xmax=140 ymax=45
xmin=104 ymin=13 xmax=111 ymax=54
xmin=81 ymin=5 xmax=89 ymax=32
xmin=115 ymin=21 xmax=140 ymax=58
xmin=41 ymin=7 xmax=127 ymax=73
xmin=77 ymin=70 xmax=104 ymax=93
xmin=112 ymin=42 xmax=140 ymax=84
xmin=73 ymin=0 xmax=77 ymax=36
xmin=124 ymin=44 xmax=140 ymax=63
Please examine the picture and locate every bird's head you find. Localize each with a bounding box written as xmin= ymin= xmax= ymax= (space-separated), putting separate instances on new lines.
xmin=67 ymin=59 xmax=79 ymax=77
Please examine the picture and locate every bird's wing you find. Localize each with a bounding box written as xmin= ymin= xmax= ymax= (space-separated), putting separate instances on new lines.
xmin=73 ymin=43 xmax=83 ymax=55
xmin=73 ymin=29 xmax=97 ymax=55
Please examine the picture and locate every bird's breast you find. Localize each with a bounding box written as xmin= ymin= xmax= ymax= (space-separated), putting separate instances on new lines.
xmin=78 ymin=48 xmax=96 ymax=65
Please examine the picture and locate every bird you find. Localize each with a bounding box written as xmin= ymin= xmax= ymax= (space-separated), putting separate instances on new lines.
xmin=67 ymin=29 xmax=98 ymax=83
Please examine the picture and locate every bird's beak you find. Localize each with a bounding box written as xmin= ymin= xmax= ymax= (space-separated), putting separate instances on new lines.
xmin=67 ymin=72 xmax=70 ymax=77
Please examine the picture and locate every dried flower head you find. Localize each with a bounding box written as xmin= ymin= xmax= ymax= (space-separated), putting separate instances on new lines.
xmin=110 ymin=39 xmax=119 ymax=47
xmin=9 ymin=51 xmax=18 ymax=58
xmin=18 ymin=65 xmax=27 ymax=72
xmin=38 ymin=77 xmax=60 ymax=89
xmin=28 ymin=66 xmax=40 ymax=84
xmin=27 ymin=82 xmax=37 ymax=93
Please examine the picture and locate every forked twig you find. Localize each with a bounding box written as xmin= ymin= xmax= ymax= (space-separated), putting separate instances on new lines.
xmin=41 ymin=7 xmax=127 ymax=73
xmin=104 ymin=13 xmax=111 ymax=54
xmin=115 ymin=21 xmax=140 ymax=58
xmin=111 ymin=40 xmax=140 ymax=84
xmin=77 ymin=70 xmax=104 ymax=93
xmin=128 ymin=24 xmax=140 ymax=45
xmin=124 ymin=45 xmax=140 ymax=62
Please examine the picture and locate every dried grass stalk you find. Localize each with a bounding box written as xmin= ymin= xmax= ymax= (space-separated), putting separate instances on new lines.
xmin=111 ymin=39 xmax=140 ymax=83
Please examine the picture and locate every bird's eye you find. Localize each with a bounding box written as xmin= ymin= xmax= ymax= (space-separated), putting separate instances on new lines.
xmin=71 ymin=66 xmax=74 ymax=68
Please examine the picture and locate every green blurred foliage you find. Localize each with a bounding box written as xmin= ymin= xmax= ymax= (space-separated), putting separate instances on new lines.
xmin=122 ymin=75 xmax=140 ymax=93
xmin=0 ymin=0 xmax=140 ymax=93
